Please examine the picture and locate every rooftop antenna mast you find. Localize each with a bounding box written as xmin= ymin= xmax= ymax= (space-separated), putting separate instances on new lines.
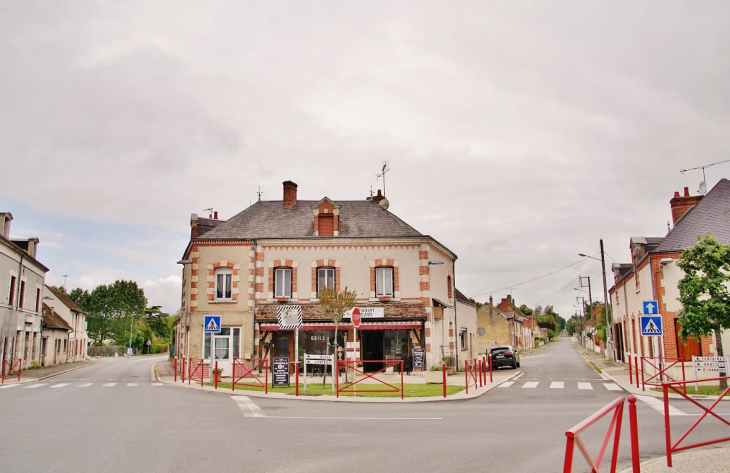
xmin=377 ymin=161 xmax=390 ymax=197
xmin=202 ymin=208 xmax=213 ymax=218
xmin=680 ymin=158 xmax=730 ymax=195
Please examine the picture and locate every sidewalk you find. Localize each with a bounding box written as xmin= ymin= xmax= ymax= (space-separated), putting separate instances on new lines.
xmin=154 ymin=358 xmax=521 ymax=402
xmin=1 ymin=359 xmax=95 ymax=384
xmin=572 ymin=338 xmax=730 ymax=472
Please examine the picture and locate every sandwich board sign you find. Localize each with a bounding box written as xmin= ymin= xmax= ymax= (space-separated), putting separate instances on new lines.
xmin=204 ymin=315 xmax=221 ymax=333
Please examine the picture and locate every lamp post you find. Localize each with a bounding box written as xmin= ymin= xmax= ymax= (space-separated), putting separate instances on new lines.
xmin=579 ymin=238 xmax=613 ymax=360
xmin=576 ymin=296 xmax=586 ymax=345
xmin=177 ymin=259 xmax=193 ymax=376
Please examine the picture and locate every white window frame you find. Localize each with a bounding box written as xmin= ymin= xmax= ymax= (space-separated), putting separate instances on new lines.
xmin=274 ymin=268 xmax=292 ymax=298
xmin=375 ymin=267 xmax=394 ymax=297
xmin=215 ymin=268 xmax=233 ymax=300
xmin=460 ymin=328 xmax=468 ymax=351
xmin=317 ymin=267 xmax=335 ymax=294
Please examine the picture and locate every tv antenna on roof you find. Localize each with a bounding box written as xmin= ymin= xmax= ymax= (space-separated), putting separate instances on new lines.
xmin=202 ymin=208 xmax=213 ymax=218
xmin=377 ymin=161 xmax=390 ymax=197
xmin=257 ymin=186 xmax=263 ymax=201
xmin=680 ymin=158 xmax=730 ymax=195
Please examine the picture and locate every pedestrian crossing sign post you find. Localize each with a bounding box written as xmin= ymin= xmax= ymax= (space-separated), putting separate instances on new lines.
xmin=641 ymin=316 xmax=663 ymax=337
xmin=204 ymin=316 xmax=222 ymax=333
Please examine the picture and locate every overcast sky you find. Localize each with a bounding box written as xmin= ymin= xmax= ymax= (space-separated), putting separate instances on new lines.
xmin=2 ymin=1 xmax=729 ymax=317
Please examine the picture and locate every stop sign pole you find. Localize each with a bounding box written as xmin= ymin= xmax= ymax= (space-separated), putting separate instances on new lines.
xmin=352 ymin=308 xmax=361 ymax=389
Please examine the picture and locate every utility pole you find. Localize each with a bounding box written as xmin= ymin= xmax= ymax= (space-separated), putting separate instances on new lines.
xmin=600 ymin=239 xmax=612 ymax=360
xmin=576 ymin=296 xmax=586 ymax=346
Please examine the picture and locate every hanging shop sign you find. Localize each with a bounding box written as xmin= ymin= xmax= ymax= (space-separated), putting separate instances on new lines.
xmin=344 ymin=307 xmax=384 ymax=319
xmin=277 ymin=306 xmax=303 ymax=329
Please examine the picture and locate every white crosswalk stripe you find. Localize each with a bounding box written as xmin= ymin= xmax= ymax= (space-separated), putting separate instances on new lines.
xmin=103 ymin=383 xmax=117 ymax=387
xmin=0 ymin=384 xmax=18 ymax=389
xmin=635 ymin=394 xmax=687 ymax=416
xmin=496 ymin=380 xmax=623 ymax=391
xmin=127 ymin=383 xmax=138 ymax=387
xmin=77 ymin=383 xmax=93 ymax=388
xmin=522 ymin=382 xmax=539 ymax=389
xmin=550 ymin=382 xmax=564 ymax=389
xmin=498 ymin=381 xmax=515 ymax=388
xmin=578 ymin=383 xmax=593 ymax=390
xmin=232 ymin=395 xmax=266 ymax=417
xmin=24 ymin=384 xmax=46 ymax=389
xmin=152 ymin=383 xmax=163 ymax=386
xmin=51 ymin=383 xmax=70 ymax=388
xmin=604 ymin=383 xmax=622 ymax=391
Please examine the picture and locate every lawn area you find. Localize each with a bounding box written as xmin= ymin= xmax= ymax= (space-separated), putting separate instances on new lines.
xmin=202 ymin=381 xmax=466 ymax=397
xmin=652 ymin=385 xmax=730 ymax=396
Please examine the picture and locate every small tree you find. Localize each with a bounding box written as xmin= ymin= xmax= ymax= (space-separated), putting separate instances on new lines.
xmin=677 ymin=233 xmax=730 ymax=388
xmin=315 ymin=286 xmax=357 ymax=386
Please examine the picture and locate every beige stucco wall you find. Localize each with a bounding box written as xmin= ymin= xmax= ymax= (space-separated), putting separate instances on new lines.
xmin=477 ymin=304 xmax=511 ymax=350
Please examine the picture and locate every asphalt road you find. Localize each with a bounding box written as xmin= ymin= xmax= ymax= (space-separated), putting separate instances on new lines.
xmin=1 ymin=339 xmax=725 ymax=472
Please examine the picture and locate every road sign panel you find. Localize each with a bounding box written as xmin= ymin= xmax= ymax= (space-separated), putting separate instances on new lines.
xmin=641 ymin=316 xmax=663 ymax=336
xmin=352 ymin=307 xmax=361 ymax=328
xmin=204 ymin=315 xmax=222 ymax=333
xmin=642 ymin=300 xmax=659 ymax=315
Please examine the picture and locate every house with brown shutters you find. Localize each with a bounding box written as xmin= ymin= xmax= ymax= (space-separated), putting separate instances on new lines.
xmin=40 ymin=303 xmax=73 ymax=366
xmin=609 ymin=179 xmax=730 ymax=364
xmin=176 ymin=181 xmax=460 ymax=376
xmin=476 ymin=295 xmax=533 ymax=352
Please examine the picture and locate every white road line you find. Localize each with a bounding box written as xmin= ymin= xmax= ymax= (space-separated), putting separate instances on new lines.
xmin=550 ymin=382 xmax=564 ymax=389
xmin=77 ymin=383 xmax=93 ymax=388
xmin=578 ymin=383 xmax=593 ymax=390
xmin=498 ymin=381 xmax=515 ymax=388
xmin=635 ymin=395 xmax=687 ymax=416
xmin=51 ymin=383 xmax=70 ymax=388
xmin=266 ymin=416 xmax=443 ymax=420
xmin=522 ymin=382 xmax=539 ymax=389
xmin=103 ymin=383 xmax=117 ymax=387
xmin=232 ymin=395 xmax=266 ymax=418
xmin=604 ymin=383 xmax=622 ymax=391
xmin=127 ymin=383 xmax=138 ymax=387
xmin=24 ymin=384 xmax=46 ymax=389
xmin=0 ymin=385 xmax=18 ymax=389
xmin=152 ymin=383 xmax=163 ymax=386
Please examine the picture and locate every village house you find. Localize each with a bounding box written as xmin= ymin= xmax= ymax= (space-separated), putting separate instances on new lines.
xmin=476 ymin=295 xmax=535 ymax=351
xmin=609 ymin=179 xmax=730 ymax=364
xmin=176 ymin=181 xmax=460 ymax=376
xmin=44 ymin=285 xmax=88 ymax=362
xmin=40 ymin=303 xmax=72 ymax=366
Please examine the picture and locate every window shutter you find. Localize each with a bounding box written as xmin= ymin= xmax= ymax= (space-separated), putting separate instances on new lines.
xmin=318 ymin=215 xmax=334 ymax=236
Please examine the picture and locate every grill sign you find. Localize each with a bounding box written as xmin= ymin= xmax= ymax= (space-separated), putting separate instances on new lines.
xmin=352 ymin=308 xmax=362 ymax=328
xmin=272 ymin=357 xmax=290 ymax=387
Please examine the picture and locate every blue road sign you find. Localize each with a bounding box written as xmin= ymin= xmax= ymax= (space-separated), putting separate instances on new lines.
xmin=642 ymin=300 xmax=659 ymax=315
xmin=204 ymin=315 xmax=222 ymax=333
xmin=641 ymin=316 xmax=663 ymax=337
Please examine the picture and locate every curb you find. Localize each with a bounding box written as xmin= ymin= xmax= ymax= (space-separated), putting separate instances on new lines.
xmin=9 ymin=361 xmax=96 ymax=384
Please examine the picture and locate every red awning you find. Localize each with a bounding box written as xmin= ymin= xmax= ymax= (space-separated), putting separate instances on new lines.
xmin=259 ymin=321 xmax=422 ymax=331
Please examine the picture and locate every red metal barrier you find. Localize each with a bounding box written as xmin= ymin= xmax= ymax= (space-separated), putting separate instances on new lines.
xmin=1 ymin=358 xmax=22 ymax=384
xmin=336 ymin=360 xmax=404 ymax=399
xmin=232 ymin=358 xmax=269 ymax=394
xmin=465 ymin=358 xmax=478 ymax=394
xmin=663 ymin=376 xmax=730 ymax=467
xmin=641 ymin=357 xmax=685 ymax=394
xmin=214 ymin=361 xmax=218 ymax=390
xmin=442 ymin=363 xmax=446 ymax=398
xmin=564 ymin=396 xmax=640 ymax=473
xmin=634 ymin=354 xmax=640 ymax=389
xmin=188 ymin=358 xmax=208 ymax=386
xmin=628 ymin=353 xmax=632 ymax=385
xmin=174 ymin=357 xmax=178 ymax=382
xmin=295 ymin=362 xmax=299 ymax=396
xmin=181 ymin=356 xmax=186 ymax=383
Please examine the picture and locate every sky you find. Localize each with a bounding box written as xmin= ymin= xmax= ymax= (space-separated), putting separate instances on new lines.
xmin=2 ymin=1 xmax=729 ymax=317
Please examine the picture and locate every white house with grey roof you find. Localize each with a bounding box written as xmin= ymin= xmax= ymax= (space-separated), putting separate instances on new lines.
xmin=176 ymin=181 xmax=460 ymax=376
xmin=609 ymin=178 xmax=730 ymax=365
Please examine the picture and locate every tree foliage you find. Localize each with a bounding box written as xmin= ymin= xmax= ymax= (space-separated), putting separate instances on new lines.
xmin=677 ymin=234 xmax=730 ymax=357
xmin=315 ymin=286 xmax=357 ymax=385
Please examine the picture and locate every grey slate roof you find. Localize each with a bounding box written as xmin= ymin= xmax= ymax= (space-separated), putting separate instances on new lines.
xmin=655 ymin=178 xmax=730 ymax=253
xmin=200 ymin=200 xmax=423 ymax=240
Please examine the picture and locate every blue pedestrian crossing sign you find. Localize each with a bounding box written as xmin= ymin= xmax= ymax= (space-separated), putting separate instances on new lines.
xmin=642 ymin=300 xmax=659 ymax=315
xmin=204 ymin=315 xmax=222 ymax=333
xmin=641 ymin=316 xmax=663 ymax=337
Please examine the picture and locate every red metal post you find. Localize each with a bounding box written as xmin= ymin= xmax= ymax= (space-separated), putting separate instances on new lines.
xmin=214 ymin=361 xmax=218 ymax=389
xmin=635 ymin=355 xmax=640 ymax=389
xmin=664 ymin=384 xmax=673 ymax=467
xmin=182 ymin=357 xmax=186 ymax=383
xmin=628 ymin=354 xmax=632 ymax=385
xmin=174 ymin=357 xmax=177 ymax=382
xmin=400 ymin=360 xmax=404 ymax=399
xmin=336 ymin=361 xmax=340 ymax=398
xmin=265 ymin=360 xmax=269 ymax=394
xmin=629 ymin=396 xmax=640 ymax=472
xmin=295 ymin=362 xmax=299 ymax=396
xmin=562 ymin=434 xmax=576 ymax=473
xmin=478 ymin=359 xmax=483 ymax=387
xmin=442 ymin=363 xmax=447 ymax=398
xmin=489 ymin=354 xmax=493 ymax=383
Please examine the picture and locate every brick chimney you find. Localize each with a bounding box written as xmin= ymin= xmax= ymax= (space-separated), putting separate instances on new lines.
xmin=283 ymin=181 xmax=298 ymax=208
xmin=670 ymin=187 xmax=703 ymax=225
xmin=489 ymin=295 xmax=493 ymax=306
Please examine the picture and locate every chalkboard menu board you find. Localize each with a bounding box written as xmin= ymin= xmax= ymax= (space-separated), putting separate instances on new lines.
xmin=272 ymin=356 xmax=290 ymax=387
xmin=413 ymin=348 xmax=425 ymax=369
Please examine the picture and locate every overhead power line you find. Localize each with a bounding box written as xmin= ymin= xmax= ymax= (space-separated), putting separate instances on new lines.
xmin=475 ymin=258 xmax=588 ymax=299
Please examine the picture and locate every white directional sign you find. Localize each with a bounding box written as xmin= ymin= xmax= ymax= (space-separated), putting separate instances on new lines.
xmin=641 ymin=316 xmax=663 ymax=336
xmin=204 ymin=315 xmax=222 ymax=333
xmin=642 ymin=300 xmax=659 ymax=315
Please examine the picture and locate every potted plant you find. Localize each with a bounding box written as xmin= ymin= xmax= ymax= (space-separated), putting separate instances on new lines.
xmin=424 ymin=364 xmax=444 ymax=384
xmin=442 ymin=356 xmax=455 ymax=375
xmin=213 ymin=367 xmax=223 ymax=382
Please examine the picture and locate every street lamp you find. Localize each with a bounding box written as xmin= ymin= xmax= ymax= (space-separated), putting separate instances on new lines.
xmin=579 ymin=238 xmax=612 ymax=360
xmin=177 ymin=259 xmax=193 ymax=377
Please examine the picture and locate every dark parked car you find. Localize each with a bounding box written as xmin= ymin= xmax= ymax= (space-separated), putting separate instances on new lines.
xmin=490 ymin=345 xmax=520 ymax=369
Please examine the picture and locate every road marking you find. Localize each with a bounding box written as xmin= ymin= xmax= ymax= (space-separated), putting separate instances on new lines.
xmin=24 ymin=384 xmax=46 ymax=389
xmin=550 ymin=382 xmax=564 ymax=389
xmin=522 ymin=382 xmax=539 ymax=389
xmin=635 ymin=395 xmax=687 ymax=416
xmin=232 ymin=396 xmax=266 ymax=418
xmin=0 ymin=385 xmax=18 ymax=389
xmin=604 ymin=383 xmax=622 ymax=391
xmin=127 ymin=383 xmax=138 ymax=386
xmin=103 ymin=383 xmax=117 ymax=387
xmin=266 ymin=416 xmax=443 ymax=420
xmin=77 ymin=383 xmax=93 ymax=388
xmin=578 ymin=383 xmax=593 ymax=390
xmin=152 ymin=383 xmax=163 ymax=386
xmin=498 ymin=382 xmax=515 ymax=388
xmin=51 ymin=383 xmax=70 ymax=388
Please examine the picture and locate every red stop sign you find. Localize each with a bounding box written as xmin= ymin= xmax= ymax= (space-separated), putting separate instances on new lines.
xmin=352 ymin=308 xmax=361 ymax=328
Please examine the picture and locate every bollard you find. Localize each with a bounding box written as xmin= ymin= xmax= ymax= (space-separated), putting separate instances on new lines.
xmin=442 ymin=363 xmax=447 ymax=398
xmin=628 ymin=354 xmax=633 ymax=385
xmin=295 ymin=362 xmax=299 ymax=396
xmin=174 ymin=357 xmax=178 ymax=383
xmin=478 ymin=359 xmax=483 ymax=387
xmin=465 ymin=360 xmax=469 ymax=394
xmin=629 ymin=396 xmax=640 ymax=472
xmin=489 ymin=354 xmax=493 ymax=383
xmin=182 ymin=357 xmax=186 ymax=383
xmin=214 ymin=361 xmax=218 ymax=390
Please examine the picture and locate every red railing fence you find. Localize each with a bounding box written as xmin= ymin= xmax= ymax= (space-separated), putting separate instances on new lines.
xmin=336 ymin=360 xmax=404 ymax=399
xmin=188 ymin=358 xmax=208 ymax=386
xmin=464 ymin=358 xmax=478 ymax=394
xmin=1 ymin=358 xmax=22 ymax=384
xmin=663 ymin=377 xmax=730 ymax=467
xmin=641 ymin=357 xmax=685 ymax=394
xmin=232 ymin=358 xmax=269 ymax=394
xmin=563 ymin=396 xmax=640 ymax=473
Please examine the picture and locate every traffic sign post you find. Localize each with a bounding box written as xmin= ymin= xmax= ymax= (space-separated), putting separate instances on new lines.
xmin=204 ymin=316 xmax=222 ymax=382
xmin=641 ymin=316 xmax=663 ymax=337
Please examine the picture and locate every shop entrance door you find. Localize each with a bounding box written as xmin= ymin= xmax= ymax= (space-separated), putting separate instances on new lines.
xmin=208 ymin=327 xmax=240 ymax=377
xmin=362 ymin=331 xmax=384 ymax=372
xmin=275 ymin=334 xmax=293 ymax=373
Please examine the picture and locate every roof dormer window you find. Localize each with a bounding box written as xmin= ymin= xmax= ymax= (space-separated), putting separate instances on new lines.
xmin=312 ymin=197 xmax=340 ymax=237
